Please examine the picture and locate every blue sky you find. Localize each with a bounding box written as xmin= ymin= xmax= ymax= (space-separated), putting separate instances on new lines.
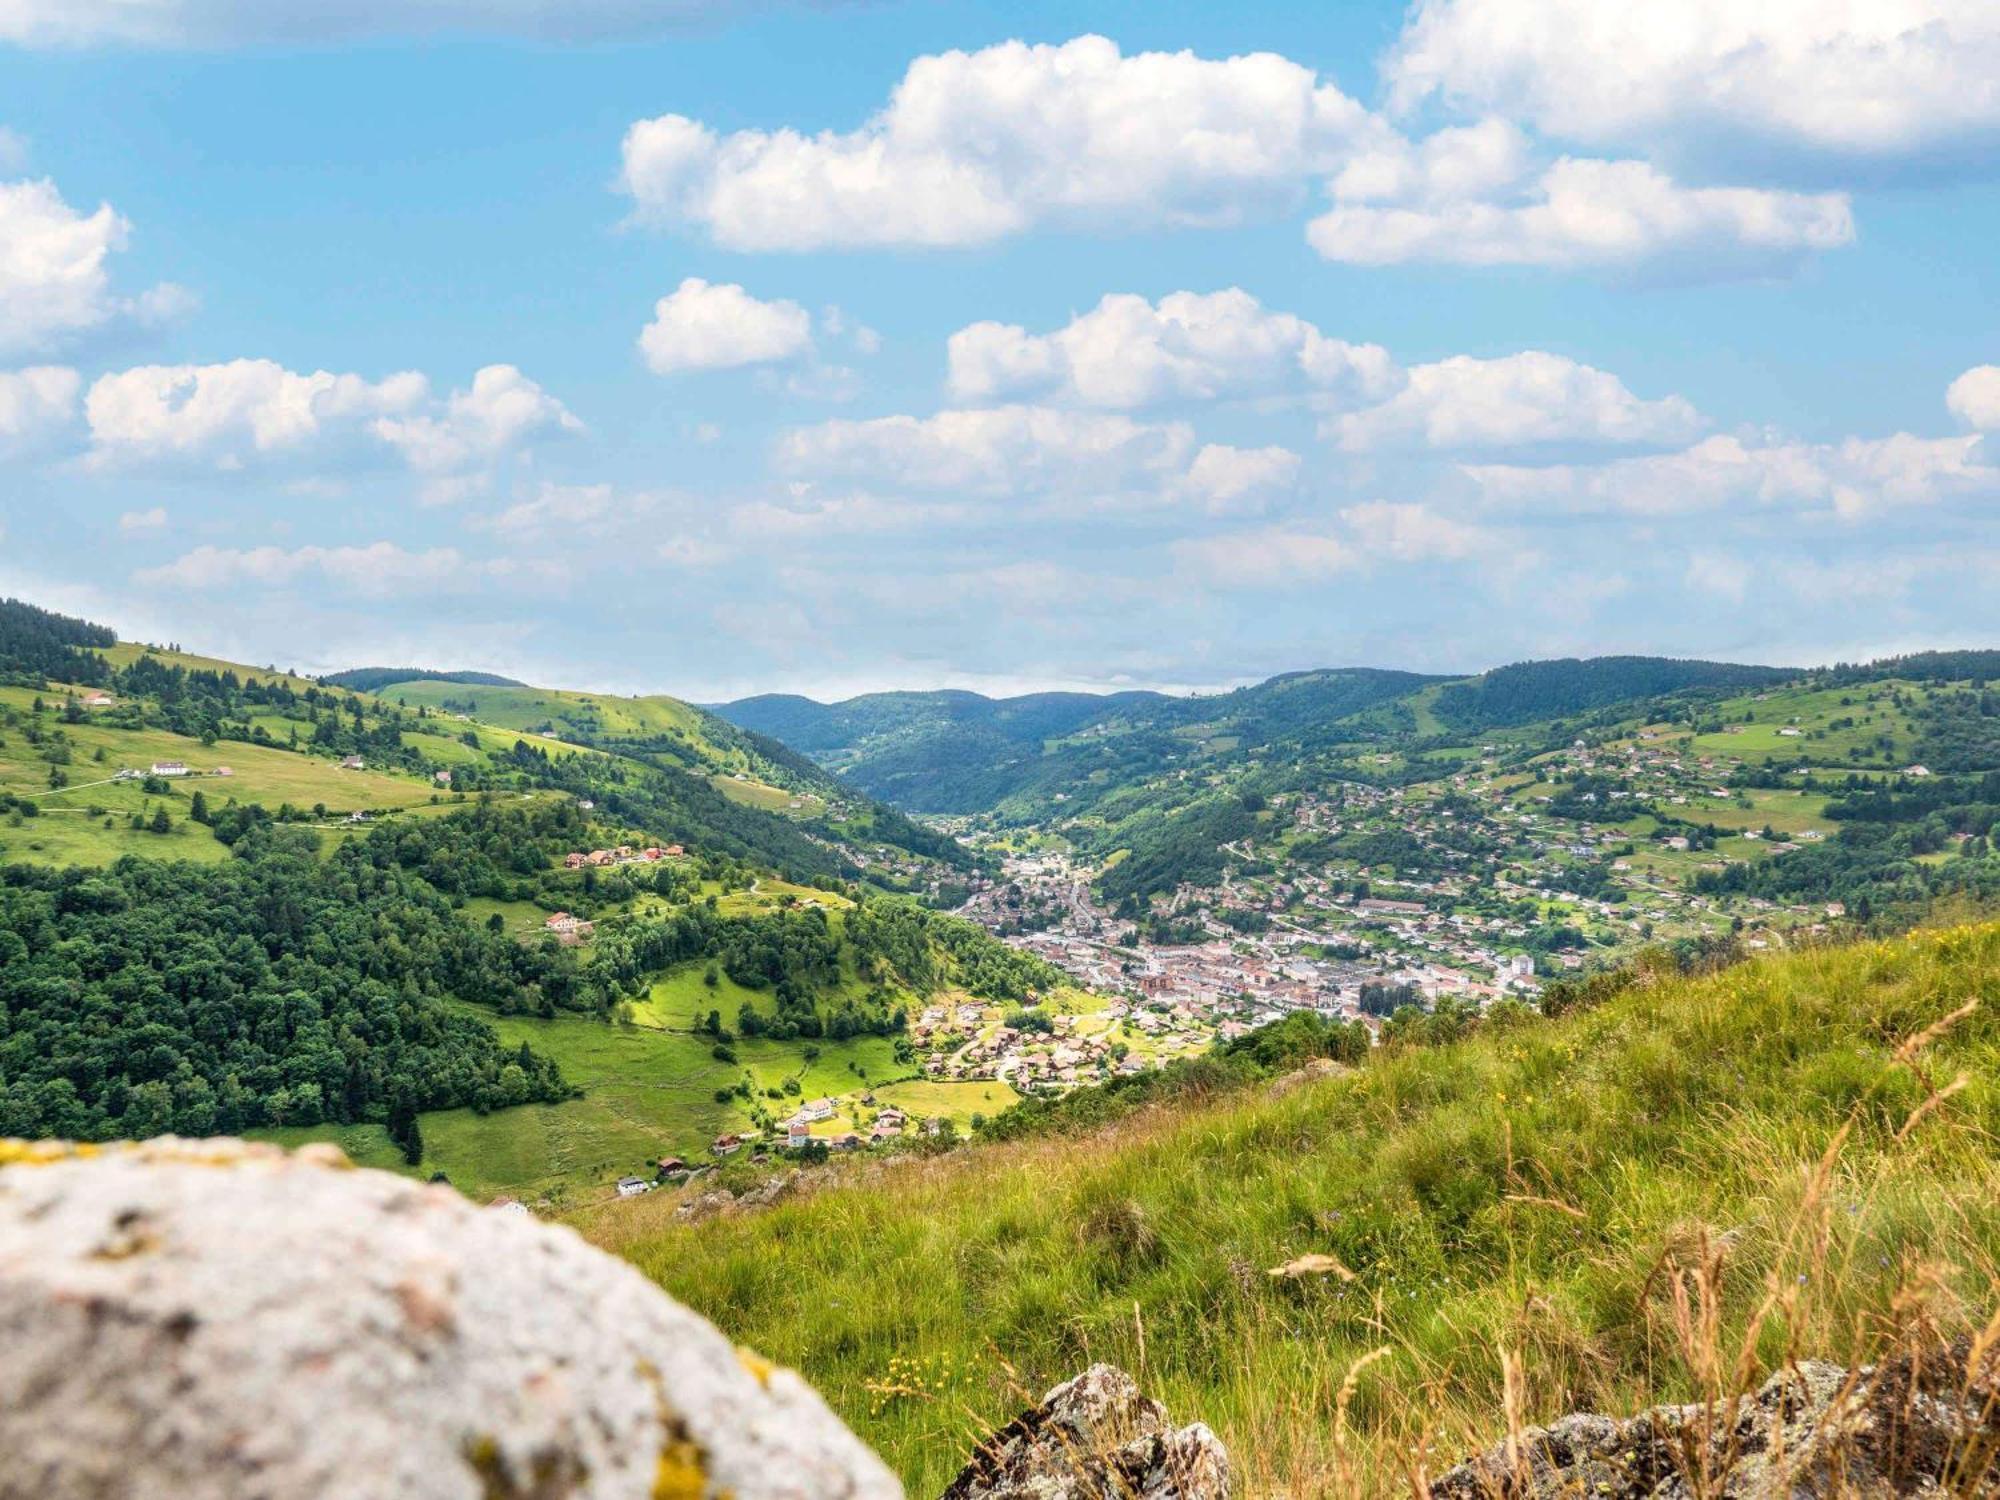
xmin=2 ymin=0 xmax=1996 ymax=699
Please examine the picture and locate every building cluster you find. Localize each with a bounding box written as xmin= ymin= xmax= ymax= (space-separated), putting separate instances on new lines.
xmin=563 ymin=843 xmax=685 ymax=869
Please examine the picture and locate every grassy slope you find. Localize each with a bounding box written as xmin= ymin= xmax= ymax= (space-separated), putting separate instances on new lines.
xmin=577 ymin=922 xmax=2000 ymax=1497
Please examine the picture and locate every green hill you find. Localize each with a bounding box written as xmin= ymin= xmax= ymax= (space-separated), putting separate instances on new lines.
xmin=577 ymin=921 xmax=2000 ymax=1497
xmin=0 ymin=598 xmax=968 ymax=888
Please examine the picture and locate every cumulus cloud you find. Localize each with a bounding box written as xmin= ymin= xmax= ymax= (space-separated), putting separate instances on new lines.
xmin=1384 ymin=0 xmax=2000 ymax=169
xmin=946 ymin=289 xmax=1400 ymax=410
xmin=84 ymin=358 xmax=579 ymax=500
xmin=1178 ymin=445 xmax=1301 ymax=511
xmin=1463 ymin=431 xmax=1997 ymax=519
xmin=775 ymin=403 xmax=1296 ymax=512
xmin=1946 ymin=365 xmax=2000 ymax=430
xmin=134 ymin=541 xmax=553 ymax=596
xmin=1 ymin=0 xmax=809 ymax=47
xmin=1309 ymin=154 xmax=1852 ymax=276
xmin=371 ymin=364 xmax=582 ymax=498
xmin=639 ymin=277 xmax=814 ymax=375
xmin=619 ymin=34 xmax=1378 ymax=250
xmin=1332 ymin=351 xmax=1704 ymax=452
xmin=0 ymin=178 xmax=187 ymax=355
xmin=1335 ymin=499 xmax=1489 ymax=561
xmin=0 ymin=364 xmax=79 ymax=448
xmin=86 ymin=359 xmax=427 ymax=464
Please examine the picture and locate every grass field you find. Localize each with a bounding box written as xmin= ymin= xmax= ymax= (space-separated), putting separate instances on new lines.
xmin=1685 ymin=679 xmax=1938 ymax=767
xmin=388 ymin=679 xmax=733 ymax=760
xmin=576 ymin=921 xmax=2000 ymax=1498
xmin=712 ymin=772 xmax=825 ymax=816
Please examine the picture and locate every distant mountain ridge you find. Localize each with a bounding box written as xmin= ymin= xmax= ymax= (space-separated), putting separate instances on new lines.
xmin=710 ymin=657 xmax=1812 ymax=815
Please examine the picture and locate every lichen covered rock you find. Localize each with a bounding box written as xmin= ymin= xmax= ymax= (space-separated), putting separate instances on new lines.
xmin=940 ymin=1363 xmax=1229 ymax=1500
xmin=1430 ymin=1341 xmax=2000 ymax=1498
xmin=0 ymin=1138 xmax=903 ymax=1500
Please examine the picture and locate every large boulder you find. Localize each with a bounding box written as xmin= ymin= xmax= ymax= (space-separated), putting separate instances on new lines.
xmin=940 ymin=1363 xmax=1229 ymax=1500
xmin=1430 ymin=1341 xmax=2000 ymax=1498
xmin=0 ymin=1138 xmax=903 ymax=1500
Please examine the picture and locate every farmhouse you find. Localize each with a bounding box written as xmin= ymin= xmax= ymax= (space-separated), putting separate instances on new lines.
xmin=150 ymin=761 xmax=190 ymax=777
xmin=710 ymin=1134 xmax=743 ymax=1156
xmin=614 ymin=1177 xmax=650 ymax=1199
xmin=543 ymin=912 xmax=594 ymax=943
xmin=84 ymin=693 xmax=115 ymax=708
xmin=340 ymin=756 xmax=366 ymax=770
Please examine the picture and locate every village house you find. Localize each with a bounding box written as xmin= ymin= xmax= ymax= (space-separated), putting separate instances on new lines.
xmin=340 ymin=756 xmax=366 ymax=770
xmin=829 ymin=1132 xmax=861 ymax=1152
xmin=615 ymin=1177 xmax=651 ymax=1199
xmin=656 ymin=1157 xmax=689 ymax=1177
xmin=786 ymin=1120 xmax=813 ymax=1149
xmin=800 ymin=1097 xmax=835 ymax=1122
xmin=150 ymin=761 xmax=189 ymax=777
xmin=543 ymin=912 xmax=594 ymax=943
xmin=710 ymin=1134 xmax=743 ymax=1156
xmin=84 ymin=693 xmax=115 ymax=708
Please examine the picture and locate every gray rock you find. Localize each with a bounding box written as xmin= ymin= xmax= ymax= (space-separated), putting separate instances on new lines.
xmin=0 ymin=1137 xmax=904 ymax=1500
xmin=940 ymin=1363 xmax=1229 ymax=1500
xmin=1430 ymin=1341 xmax=2000 ymax=1498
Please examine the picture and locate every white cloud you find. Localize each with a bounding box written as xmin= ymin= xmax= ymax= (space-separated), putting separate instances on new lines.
xmin=0 ymin=364 xmax=79 ymax=448
xmin=135 ymin=541 xmax=553 ymax=596
xmin=946 ymin=288 xmax=1400 ymax=410
xmin=1173 ymin=526 xmax=1358 ymax=586
xmin=1385 ymin=0 xmax=2000 ymax=167
xmin=1177 ymin=445 xmax=1300 ymax=512
xmin=1946 ymin=365 xmax=2000 ymax=430
xmin=1336 ymin=499 xmax=1488 ymax=561
xmin=86 ymin=359 xmax=427 ymax=464
xmin=478 ymin=481 xmax=636 ymax=538
xmin=1463 ymin=431 xmax=1997 ymax=519
xmin=1309 ymin=155 xmax=1852 ymax=275
xmin=1 ymin=0 xmax=810 ymax=47
xmin=82 ymin=358 xmax=579 ymax=504
xmin=1332 ymin=351 xmax=1704 ymax=452
xmin=117 ymin=505 xmax=168 ymax=532
xmin=777 ymin=405 xmax=1192 ymax=497
xmin=729 ymin=491 xmax=944 ymax=537
xmin=0 ymin=178 xmax=186 ymax=355
xmin=1174 ymin=499 xmax=1496 ymax=588
xmin=639 ymin=277 xmax=814 ymax=375
xmin=619 ymin=34 xmax=1378 ymax=250
xmin=371 ymin=364 xmax=581 ymax=499
xmin=775 ymin=403 xmax=1292 ymax=512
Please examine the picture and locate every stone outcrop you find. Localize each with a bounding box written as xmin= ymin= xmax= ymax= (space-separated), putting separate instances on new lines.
xmin=940 ymin=1363 xmax=1230 ymax=1500
xmin=1431 ymin=1342 xmax=2000 ymax=1498
xmin=0 ymin=1138 xmax=902 ymax=1500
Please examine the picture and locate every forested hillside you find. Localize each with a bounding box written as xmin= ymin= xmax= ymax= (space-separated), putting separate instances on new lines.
xmin=0 ymin=827 xmax=574 ymax=1140
xmin=0 ymin=598 xmax=115 ymax=688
